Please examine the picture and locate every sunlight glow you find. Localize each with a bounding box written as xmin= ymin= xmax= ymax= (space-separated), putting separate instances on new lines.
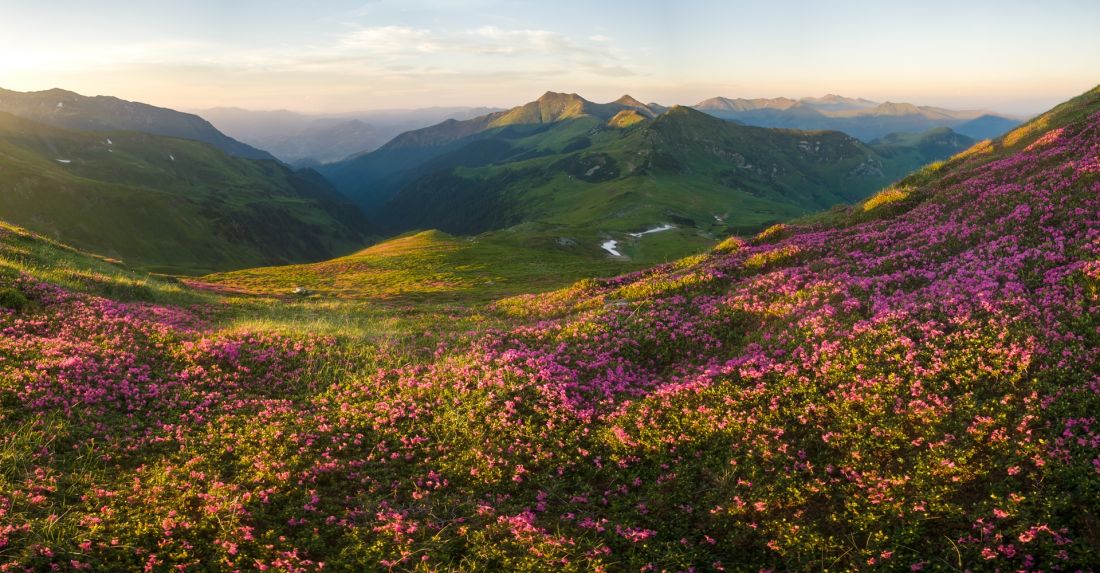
xmin=0 ymin=0 xmax=1096 ymax=114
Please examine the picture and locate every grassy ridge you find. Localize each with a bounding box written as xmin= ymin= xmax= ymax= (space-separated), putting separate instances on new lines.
xmin=0 ymin=86 xmax=275 ymax=160
xmin=0 ymin=112 xmax=369 ymax=274
xmin=0 ymin=221 xmax=209 ymax=305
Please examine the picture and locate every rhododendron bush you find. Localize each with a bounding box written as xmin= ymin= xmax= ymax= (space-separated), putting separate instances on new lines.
xmin=2 ymin=99 xmax=1099 ymax=571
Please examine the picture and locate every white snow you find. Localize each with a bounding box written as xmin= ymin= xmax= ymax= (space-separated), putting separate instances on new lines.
xmin=106 ymin=138 xmax=113 ymax=145
xmin=628 ymin=224 xmax=675 ymax=238
xmin=601 ymin=240 xmax=623 ymax=257
xmin=169 ymin=154 xmax=176 ymax=161
xmin=602 ymin=224 xmax=677 ymax=257
xmin=55 ymin=159 xmax=71 ymax=164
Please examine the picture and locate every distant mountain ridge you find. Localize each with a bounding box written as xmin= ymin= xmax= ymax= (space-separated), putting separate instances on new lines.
xmin=195 ymin=106 xmax=501 ymax=164
xmin=693 ymin=94 xmax=1021 ymax=140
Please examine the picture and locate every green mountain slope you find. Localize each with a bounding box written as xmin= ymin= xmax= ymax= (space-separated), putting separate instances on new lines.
xmin=0 ymin=87 xmax=276 ymax=160
xmin=319 ymin=92 xmax=664 ymax=210
xmin=868 ymin=126 xmax=976 ymax=167
xmin=323 ymin=95 xmax=973 ymax=263
xmin=0 ymin=112 xmax=370 ymax=274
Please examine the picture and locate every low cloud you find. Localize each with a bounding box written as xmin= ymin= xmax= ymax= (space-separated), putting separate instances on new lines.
xmin=0 ymin=22 xmax=641 ymax=110
xmin=338 ymin=26 xmax=441 ymax=55
xmin=298 ymin=25 xmax=637 ymax=78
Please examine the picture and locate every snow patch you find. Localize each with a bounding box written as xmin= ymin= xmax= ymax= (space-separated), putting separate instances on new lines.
xmin=628 ymin=224 xmax=675 ymax=238
xmin=169 ymin=154 xmax=175 ymax=161
xmin=55 ymin=159 xmax=71 ymax=164
xmin=602 ymin=224 xmax=676 ymax=257
xmin=106 ymin=138 xmax=112 ymax=145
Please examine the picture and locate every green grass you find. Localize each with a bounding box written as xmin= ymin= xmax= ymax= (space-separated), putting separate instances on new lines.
xmin=0 ymin=221 xmax=213 ymax=305
xmin=199 ymin=229 xmax=639 ymax=306
xmin=0 ymin=222 xmax=514 ymax=344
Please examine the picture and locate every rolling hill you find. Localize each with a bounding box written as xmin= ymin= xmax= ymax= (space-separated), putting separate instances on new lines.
xmin=0 ymin=87 xmax=276 ymax=160
xmin=321 ymin=92 xmax=974 ymax=263
xmin=0 ymin=111 xmax=370 ymax=274
xmin=198 ymin=228 xmax=633 ymax=303
xmin=694 ymin=94 xmax=1021 ymax=140
xmin=868 ymin=126 xmax=976 ymax=163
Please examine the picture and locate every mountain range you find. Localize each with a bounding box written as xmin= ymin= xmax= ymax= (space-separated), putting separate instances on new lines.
xmin=693 ymin=94 xmax=1021 ymax=140
xmin=319 ymin=91 xmax=975 ymax=262
xmin=194 ymin=93 xmax=1010 ymax=166
xmin=0 ymin=87 xmax=1000 ymax=273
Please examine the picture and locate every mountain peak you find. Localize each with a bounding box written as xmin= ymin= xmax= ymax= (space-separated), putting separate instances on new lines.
xmin=484 ymin=92 xmax=591 ymax=127
xmin=607 ymin=109 xmax=649 ymax=128
xmin=39 ymin=87 xmax=80 ymax=97
xmin=875 ymin=101 xmax=922 ymax=114
xmin=0 ymin=87 xmax=80 ymax=101
xmin=537 ymin=91 xmax=586 ymax=104
xmin=614 ymin=95 xmax=646 ymax=107
xmin=655 ymin=104 xmax=719 ymax=124
xmin=693 ymin=96 xmax=799 ymax=112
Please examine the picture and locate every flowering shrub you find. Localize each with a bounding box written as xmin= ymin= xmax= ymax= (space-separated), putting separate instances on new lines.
xmin=862 ymin=186 xmax=911 ymax=212
xmin=1 ymin=98 xmax=1099 ymax=571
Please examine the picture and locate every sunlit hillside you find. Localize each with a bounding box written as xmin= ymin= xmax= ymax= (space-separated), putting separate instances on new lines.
xmin=0 ymin=84 xmax=1097 ymax=571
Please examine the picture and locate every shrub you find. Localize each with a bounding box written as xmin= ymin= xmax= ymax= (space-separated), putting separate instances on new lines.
xmin=862 ymin=187 xmax=911 ymax=212
xmin=0 ymin=286 xmax=29 ymax=312
xmin=712 ymin=236 xmax=745 ymax=254
xmin=752 ymin=223 xmax=790 ymax=244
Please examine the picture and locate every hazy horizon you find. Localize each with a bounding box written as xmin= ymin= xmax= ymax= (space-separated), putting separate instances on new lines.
xmin=1 ymin=0 xmax=1098 ymax=116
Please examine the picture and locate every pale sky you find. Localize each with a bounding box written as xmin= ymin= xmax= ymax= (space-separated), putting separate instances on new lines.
xmin=1 ymin=0 xmax=1097 ymax=115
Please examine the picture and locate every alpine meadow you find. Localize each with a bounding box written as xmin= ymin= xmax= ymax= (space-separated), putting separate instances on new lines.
xmin=0 ymin=1 xmax=1099 ymax=572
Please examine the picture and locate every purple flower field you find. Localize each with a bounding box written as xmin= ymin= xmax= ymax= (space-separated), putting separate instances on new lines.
xmin=1 ymin=91 xmax=1099 ymax=571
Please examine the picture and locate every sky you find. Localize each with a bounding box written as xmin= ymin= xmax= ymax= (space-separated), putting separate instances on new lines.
xmin=0 ymin=0 xmax=1097 ymax=115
